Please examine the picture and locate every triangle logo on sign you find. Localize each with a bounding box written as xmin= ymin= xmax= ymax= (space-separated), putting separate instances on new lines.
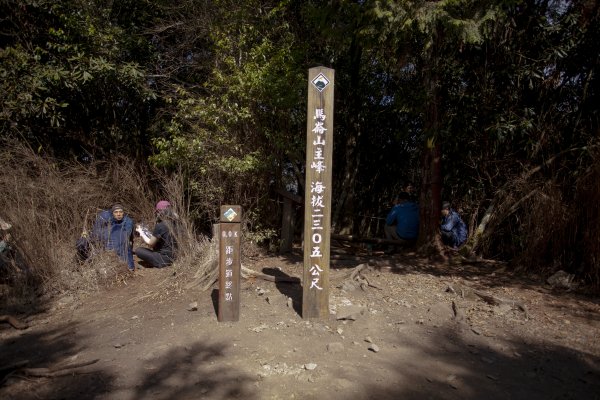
xmin=224 ymin=208 xmax=238 ymax=222
xmin=311 ymin=73 xmax=330 ymax=92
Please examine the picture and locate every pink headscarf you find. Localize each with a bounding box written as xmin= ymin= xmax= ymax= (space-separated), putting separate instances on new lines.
xmin=155 ymin=200 xmax=171 ymax=211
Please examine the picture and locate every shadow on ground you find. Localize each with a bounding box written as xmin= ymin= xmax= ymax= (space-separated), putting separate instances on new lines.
xmin=1 ymin=328 xmax=257 ymax=400
xmin=0 ymin=322 xmax=115 ymax=400
xmin=133 ymin=341 xmax=256 ymax=400
xmin=356 ymin=324 xmax=600 ymax=400
xmin=276 ymin=245 xmax=600 ymax=311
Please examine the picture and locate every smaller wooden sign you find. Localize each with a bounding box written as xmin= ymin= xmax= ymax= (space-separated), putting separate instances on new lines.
xmin=218 ymin=205 xmax=242 ymax=322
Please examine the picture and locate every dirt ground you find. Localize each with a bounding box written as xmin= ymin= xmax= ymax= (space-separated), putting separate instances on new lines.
xmin=1 ymin=245 xmax=600 ymax=400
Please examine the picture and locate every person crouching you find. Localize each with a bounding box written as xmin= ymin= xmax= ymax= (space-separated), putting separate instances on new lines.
xmin=134 ymin=201 xmax=177 ymax=268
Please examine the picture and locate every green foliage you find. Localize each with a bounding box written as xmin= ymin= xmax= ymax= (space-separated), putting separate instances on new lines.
xmin=1 ymin=0 xmax=599 ymax=286
xmin=0 ymin=0 xmax=156 ymax=157
xmin=145 ymin=0 xmax=309 ymax=229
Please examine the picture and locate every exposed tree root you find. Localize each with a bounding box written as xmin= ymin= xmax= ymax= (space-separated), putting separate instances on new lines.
xmin=342 ymin=263 xmax=382 ymax=291
xmin=1 ymin=358 xmax=99 ymax=385
xmin=446 ymin=283 xmax=529 ymax=318
xmin=0 ymin=315 xmax=28 ymax=330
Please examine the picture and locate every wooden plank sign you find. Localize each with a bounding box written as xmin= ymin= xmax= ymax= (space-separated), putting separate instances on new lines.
xmin=218 ymin=205 xmax=242 ymax=322
xmin=303 ymin=67 xmax=334 ymax=319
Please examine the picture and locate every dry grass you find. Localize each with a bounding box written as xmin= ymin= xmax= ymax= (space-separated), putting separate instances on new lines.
xmin=477 ymin=150 xmax=600 ymax=291
xmin=0 ymin=141 xmax=213 ymax=311
xmin=572 ymin=150 xmax=600 ymax=289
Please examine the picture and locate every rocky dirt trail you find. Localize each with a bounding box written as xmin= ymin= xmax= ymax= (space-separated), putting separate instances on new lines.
xmin=1 ymin=248 xmax=599 ymax=400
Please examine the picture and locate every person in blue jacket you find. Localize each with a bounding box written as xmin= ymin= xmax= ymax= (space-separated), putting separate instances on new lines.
xmin=106 ymin=204 xmax=135 ymax=271
xmin=76 ymin=209 xmax=111 ymax=262
xmin=440 ymin=201 xmax=468 ymax=249
xmin=384 ymin=192 xmax=419 ymax=245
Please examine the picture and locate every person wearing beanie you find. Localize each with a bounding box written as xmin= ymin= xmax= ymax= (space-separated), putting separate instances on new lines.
xmin=134 ymin=200 xmax=177 ymax=268
xmin=440 ymin=201 xmax=468 ymax=249
xmin=107 ymin=203 xmax=135 ymax=270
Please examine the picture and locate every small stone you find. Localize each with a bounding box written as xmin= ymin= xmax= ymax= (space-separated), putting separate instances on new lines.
xmin=340 ymin=281 xmax=358 ymax=292
xmin=327 ymin=342 xmax=345 ymax=353
xmin=114 ymin=343 xmax=124 ymax=348
xmin=446 ymin=374 xmax=459 ymax=389
xmin=368 ymin=344 xmax=380 ymax=353
xmin=365 ymin=336 xmax=373 ymax=343
xmin=187 ymin=302 xmax=198 ymax=311
xmin=337 ymin=327 xmax=343 ymax=335
xmin=336 ymin=305 xmax=366 ymax=321
xmin=250 ymin=324 xmax=269 ymax=333
xmin=287 ymin=297 xmax=293 ymax=308
xmin=547 ymin=270 xmax=574 ymax=289
xmin=304 ymin=363 xmax=317 ymax=370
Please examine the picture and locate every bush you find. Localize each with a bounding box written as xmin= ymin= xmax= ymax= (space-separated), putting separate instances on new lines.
xmin=0 ymin=141 xmax=210 ymax=311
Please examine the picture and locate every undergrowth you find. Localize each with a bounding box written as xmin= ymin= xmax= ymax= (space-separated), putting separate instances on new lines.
xmin=0 ymin=141 xmax=213 ymax=312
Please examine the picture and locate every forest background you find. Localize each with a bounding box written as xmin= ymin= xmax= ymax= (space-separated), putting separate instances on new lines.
xmin=0 ymin=0 xmax=599 ymax=303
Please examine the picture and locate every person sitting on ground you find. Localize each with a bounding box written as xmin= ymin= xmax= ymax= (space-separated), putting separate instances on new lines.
xmin=76 ymin=209 xmax=111 ymax=262
xmin=384 ymin=191 xmax=419 ymax=247
xmin=403 ymin=181 xmax=417 ymax=201
xmin=440 ymin=201 xmax=468 ymax=249
xmin=134 ymin=200 xmax=177 ymax=268
xmin=107 ymin=204 xmax=135 ymax=271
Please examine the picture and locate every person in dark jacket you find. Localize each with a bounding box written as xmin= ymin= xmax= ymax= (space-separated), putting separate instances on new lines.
xmin=76 ymin=209 xmax=111 ymax=262
xmin=134 ymin=200 xmax=178 ymax=268
xmin=440 ymin=201 xmax=468 ymax=249
xmin=77 ymin=205 xmax=135 ymax=271
xmin=384 ymin=192 xmax=419 ymax=245
xmin=107 ymin=204 xmax=135 ymax=271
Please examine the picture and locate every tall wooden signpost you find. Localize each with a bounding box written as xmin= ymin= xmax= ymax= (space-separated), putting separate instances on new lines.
xmin=303 ymin=67 xmax=334 ymax=320
xmin=218 ymin=205 xmax=242 ymax=322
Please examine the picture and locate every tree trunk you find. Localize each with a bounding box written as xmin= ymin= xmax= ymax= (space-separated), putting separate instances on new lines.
xmin=418 ymin=140 xmax=444 ymax=253
xmin=332 ymin=38 xmax=362 ymax=234
xmin=417 ymin=28 xmax=444 ymax=254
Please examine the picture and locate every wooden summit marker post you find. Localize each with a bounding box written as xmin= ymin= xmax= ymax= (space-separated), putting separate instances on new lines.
xmin=218 ymin=205 xmax=241 ymax=322
xmin=303 ymin=67 xmax=334 ymax=320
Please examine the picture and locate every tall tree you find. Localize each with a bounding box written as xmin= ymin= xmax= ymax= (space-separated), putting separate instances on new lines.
xmin=367 ymin=0 xmax=502 ymax=251
xmin=146 ymin=0 xmax=310 ymax=231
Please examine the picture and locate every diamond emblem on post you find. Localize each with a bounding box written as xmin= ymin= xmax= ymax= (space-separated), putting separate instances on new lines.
xmin=224 ymin=208 xmax=238 ymax=222
xmin=311 ymin=73 xmax=330 ymax=92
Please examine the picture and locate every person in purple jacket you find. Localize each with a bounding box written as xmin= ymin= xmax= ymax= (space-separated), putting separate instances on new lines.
xmin=440 ymin=201 xmax=468 ymax=249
